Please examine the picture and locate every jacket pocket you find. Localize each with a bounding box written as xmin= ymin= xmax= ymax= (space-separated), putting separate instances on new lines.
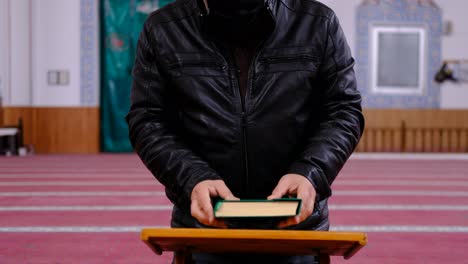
xmin=164 ymin=52 xmax=227 ymax=78
xmin=259 ymin=53 xmax=320 ymax=74
xmin=262 ymin=54 xmax=319 ymax=64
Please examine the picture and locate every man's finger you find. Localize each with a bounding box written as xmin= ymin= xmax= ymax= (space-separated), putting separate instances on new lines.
xmin=267 ymin=181 xmax=289 ymax=200
xmin=214 ymin=182 xmax=239 ymax=200
xmin=200 ymin=189 xmax=215 ymax=223
xmin=192 ymin=201 xmax=228 ymax=228
xmin=277 ymin=186 xmax=315 ymax=228
xmin=191 ymin=189 xmax=215 ymax=225
xmin=209 ymin=219 xmax=228 ymax=229
xmin=278 ymin=215 xmax=301 ymax=228
xmin=191 ymin=201 xmax=207 ymax=224
xmin=297 ymin=187 xmax=315 ymax=221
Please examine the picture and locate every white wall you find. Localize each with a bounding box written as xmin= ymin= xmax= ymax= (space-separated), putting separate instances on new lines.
xmin=438 ymin=1 xmax=468 ymax=108
xmin=0 ymin=0 xmax=88 ymax=107
xmin=1 ymin=0 xmax=467 ymax=108
xmin=0 ymin=0 xmax=7 ymax=104
xmin=319 ymin=0 xmax=361 ymax=60
xmin=6 ymin=0 xmax=32 ymax=106
xmin=31 ymin=0 xmax=81 ymax=106
xmin=320 ymin=0 xmax=468 ymax=109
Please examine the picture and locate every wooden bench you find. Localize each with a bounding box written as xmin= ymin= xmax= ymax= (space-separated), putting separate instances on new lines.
xmin=141 ymin=228 xmax=367 ymax=264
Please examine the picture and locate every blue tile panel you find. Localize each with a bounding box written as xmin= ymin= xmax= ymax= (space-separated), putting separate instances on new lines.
xmin=356 ymin=0 xmax=442 ymax=108
xmin=80 ymin=0 xmax=99 ymax=106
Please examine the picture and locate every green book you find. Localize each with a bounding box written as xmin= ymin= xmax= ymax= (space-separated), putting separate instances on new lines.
xmin=214 ymin=198 xmax=302 ymax=218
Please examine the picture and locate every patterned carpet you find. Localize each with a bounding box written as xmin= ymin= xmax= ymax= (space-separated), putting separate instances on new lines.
xmin=0 ymin=154 xmax=467 ymax=263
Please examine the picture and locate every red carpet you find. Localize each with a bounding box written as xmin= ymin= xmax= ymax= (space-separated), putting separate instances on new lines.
xmin=0 ymin=154 xmax=467 ymax=263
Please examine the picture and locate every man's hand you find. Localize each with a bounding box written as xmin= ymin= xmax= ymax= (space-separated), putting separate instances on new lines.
xmin=267 ymin=174 xmax=316 ymax=228
xmin=191 ymin=180 xmax=239 ymax=228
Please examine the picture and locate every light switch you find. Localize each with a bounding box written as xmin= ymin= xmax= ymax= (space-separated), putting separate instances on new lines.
xmin=47 ymin=71 xmax=59 ymax=85
xmin=59 ymin=71 xmax=70 ymax=85
xmin=47 ymin=70 xmax=70 ymax=86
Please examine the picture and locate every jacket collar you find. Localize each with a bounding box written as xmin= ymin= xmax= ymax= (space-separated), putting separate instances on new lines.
xmin=196 ymin=0 xmax=278 ymax=20
xmin=196 ymin=0 xmax=277 ymax=37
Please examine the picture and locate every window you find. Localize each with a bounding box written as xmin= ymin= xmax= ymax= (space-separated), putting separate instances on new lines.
xmin=371 ymin=25 xmax=426 ymax=95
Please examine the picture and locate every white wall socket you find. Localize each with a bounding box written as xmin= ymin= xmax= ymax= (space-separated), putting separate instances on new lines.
xmin=47 ymin=70 xmax=70 ymax=86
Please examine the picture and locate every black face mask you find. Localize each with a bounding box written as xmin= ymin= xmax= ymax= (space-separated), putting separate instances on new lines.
xmin=206 ymin=0 xmax=272 ymax=44
xmin=207 ymin=0 xmax=265 ymax=17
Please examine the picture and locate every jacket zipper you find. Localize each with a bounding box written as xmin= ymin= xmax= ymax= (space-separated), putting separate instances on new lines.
xmin=262 ymin=54 xmax=318 ymax=64
xmin=167 ymin=60 xmax=221 ymax=69
xmin=229 ymin=55 xmax=250 ymax=197
xmin=241 ymin=38 xmax=270 ymax=195
xmin=229 ymin=40 xmax=266 ymax=195
xmin=215 ymin=40 xmax=267 ymax=197
xmin=219 ymin=45 xmax=251 ymax=197
xmin=240 ymin=111 xmax=249 ymax=196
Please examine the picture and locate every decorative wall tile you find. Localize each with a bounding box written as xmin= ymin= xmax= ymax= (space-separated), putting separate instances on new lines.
xmin=80 ymin=0 xmax=99 ymax=106
xmin=357 ymin=0 xmax=442 ymax=108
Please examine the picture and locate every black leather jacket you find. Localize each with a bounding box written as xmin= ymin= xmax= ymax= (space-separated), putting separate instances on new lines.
xmin=126 ymin=0 xmax=364 ymax=231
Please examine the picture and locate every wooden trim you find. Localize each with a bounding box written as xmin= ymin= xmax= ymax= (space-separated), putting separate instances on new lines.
xmin=0 ymin=107 xmax=3 ymax=126
xmin=358 ymin=109 xmax=468 ymax=153
xmin=3 ymin=108 xmax=467 ymax=154
xmin=1 ymin=107 xmax=99 ymax=153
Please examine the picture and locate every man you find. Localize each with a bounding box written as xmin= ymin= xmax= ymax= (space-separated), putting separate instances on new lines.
xmin=127 ymin=0 xmax=364 ymax=262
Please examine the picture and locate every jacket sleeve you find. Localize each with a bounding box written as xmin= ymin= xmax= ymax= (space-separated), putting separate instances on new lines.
xmin=288 ymin=13 xmax=365 ymax=202
xmin=126 ymin=22 xmax=221 ymax=206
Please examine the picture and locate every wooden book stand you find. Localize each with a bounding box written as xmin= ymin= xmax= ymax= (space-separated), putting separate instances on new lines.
xmin=142 ymin=228 xmax=367 ymax=264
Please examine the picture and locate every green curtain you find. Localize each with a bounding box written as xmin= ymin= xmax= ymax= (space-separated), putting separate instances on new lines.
xmin=100 ymin=0 xmax=174 ymax=152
